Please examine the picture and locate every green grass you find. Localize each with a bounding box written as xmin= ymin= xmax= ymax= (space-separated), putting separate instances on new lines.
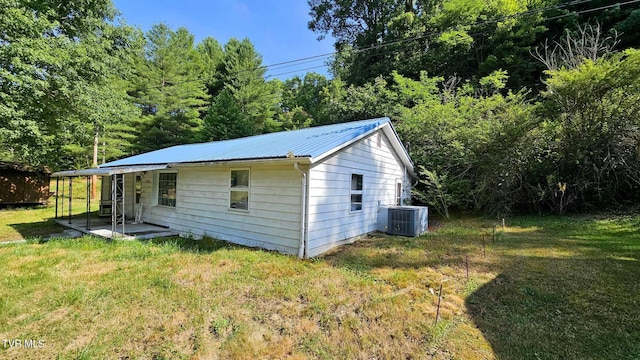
xmin=0 ymin=211 xmax=639 ymax=359
xmin=0 ymin=178 xmax=98 ymax=242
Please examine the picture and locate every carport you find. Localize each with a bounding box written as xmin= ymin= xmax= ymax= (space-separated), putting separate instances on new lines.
xmin=51 ymin=165 xmax=178 ymax=240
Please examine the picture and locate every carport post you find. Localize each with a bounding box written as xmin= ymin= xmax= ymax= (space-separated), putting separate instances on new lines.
xmin=55 ymin=177 xmax=59 ymax=219
xmin=68 ymin=177 xmax=72 ymax=224
xmin=86 ymin=176 xmax=91 ymax=230
xmin=61 ymin=177 xmax=65 ymax=219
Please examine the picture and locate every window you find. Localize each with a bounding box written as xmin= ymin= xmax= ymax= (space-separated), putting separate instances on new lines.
xmin=157 ymin=172 xmax=177 ymax=207
xmin=350 ymin=174 xmax=363 ymax=211
xmin=396 ymin=182 xmax=402 ymax=206
xmin=230 ymin=169 xmax=250 ymax=210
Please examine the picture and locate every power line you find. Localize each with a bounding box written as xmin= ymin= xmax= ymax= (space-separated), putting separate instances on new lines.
xmin=264 ymin=57 xmax=328 ymax=72
xmin=262 ymin=0 xmax=599 ymax=77
xmin=142 ymin=0 xmax=600 ymax=89
xmin=264 ymin=0 xmax=637 ymax=78
xmin=139 ymin=0 xmax=598 ymax=89
xmin=544 ymin=0 xmax=640 ymax=21
xmin=135 ymin=0 xmax=635 ymax=90
xmin=259 ymin=51 xmax=336 ymax=70
xmin=265 ymin=65 xmax=328 ymax=79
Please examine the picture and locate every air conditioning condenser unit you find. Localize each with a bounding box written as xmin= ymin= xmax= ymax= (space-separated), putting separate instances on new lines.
xmin=386 ymin=206 xmax=428 ymax=237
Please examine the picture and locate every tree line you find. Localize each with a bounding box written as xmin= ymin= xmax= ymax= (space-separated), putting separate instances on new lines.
xmin=1 ymin=0 xmax=639 ymax=215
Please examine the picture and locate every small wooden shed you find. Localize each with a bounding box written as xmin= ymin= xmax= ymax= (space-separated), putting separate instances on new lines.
xmin=0 ymin=162 xmax=51 ymax=205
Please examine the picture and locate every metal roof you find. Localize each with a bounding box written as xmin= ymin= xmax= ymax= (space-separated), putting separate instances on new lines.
xmin=52 ymin=165 xmax=168 ymax=177
xmin=100 ymin=117 xmax=413 ymax=171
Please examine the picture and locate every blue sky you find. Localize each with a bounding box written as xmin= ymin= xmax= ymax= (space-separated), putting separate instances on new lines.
xmin=112 ymin=0 xmax=335 ymax=79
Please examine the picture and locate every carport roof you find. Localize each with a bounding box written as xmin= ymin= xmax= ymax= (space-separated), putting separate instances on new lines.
xmin=51 ymin=164 xmax=168 ymax=177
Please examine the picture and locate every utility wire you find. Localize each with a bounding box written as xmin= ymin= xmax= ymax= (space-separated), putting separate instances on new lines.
xmin=263 ymin=0 xmax=601 ymax=77
xmin=139 ymin=0 xmax=599 ymax=89
xmin=135 ymin=0 xmax=636 ymax=89
xmin=544 ymin=0 xmax=640 ymax=21
xmin=265 ymin=65 xmax=329 ymax=79
xmin=267 ymin=0 xmax=626 ymax=78
xmin=264 ymin=57 xmax=328 ymax=72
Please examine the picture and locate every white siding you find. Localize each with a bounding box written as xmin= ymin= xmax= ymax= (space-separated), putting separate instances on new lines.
xmin=307 ymin=130 xmax=410 ymax=257
xmin=138 ymin=164 xmax=304 ymax=254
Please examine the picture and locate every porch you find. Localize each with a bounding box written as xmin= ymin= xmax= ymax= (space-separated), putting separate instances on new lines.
xmin=51 ymin=164 xmax=178 ymax=241
xmin=55 ymin=216 xmax=178 ymax=240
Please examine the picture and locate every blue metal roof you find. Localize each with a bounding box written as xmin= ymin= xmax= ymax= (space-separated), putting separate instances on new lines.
xmin=101 ymin=117 xmax=410 ymax=168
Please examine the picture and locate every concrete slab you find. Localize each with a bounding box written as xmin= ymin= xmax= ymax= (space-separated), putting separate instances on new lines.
xmin=55 ymin=218 xmax=179 ymax=241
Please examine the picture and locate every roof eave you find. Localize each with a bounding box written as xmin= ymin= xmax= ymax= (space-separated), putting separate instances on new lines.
xmin=381 ymin=124 xmax=416 ymax=177
xmin=169 ymin=156 xmax=313 ymax=168
xmin=52 ymin=164 xmax=169 ymax=177
xmin=310 ymin=119 xmax=416 ymax=177
xmin=311 ymin=120 xmax=390 ymax=164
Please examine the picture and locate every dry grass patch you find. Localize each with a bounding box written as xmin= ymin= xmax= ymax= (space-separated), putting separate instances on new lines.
xmin=1 ymin=214 xmax=639 ymax=359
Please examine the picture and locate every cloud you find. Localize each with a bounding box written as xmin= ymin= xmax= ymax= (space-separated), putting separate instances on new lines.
xmin=233 ymin=1 xmax=250 ymax=15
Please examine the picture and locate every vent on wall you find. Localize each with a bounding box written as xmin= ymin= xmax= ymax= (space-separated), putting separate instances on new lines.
xmin=385 ymin=206 xmax=428 ymax=237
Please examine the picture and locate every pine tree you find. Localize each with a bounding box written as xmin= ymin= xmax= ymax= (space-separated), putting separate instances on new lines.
xmin=202 ymin=38 xmax=280 ymax=141
xmin=132 ymin=23 xmax=209 ymax=152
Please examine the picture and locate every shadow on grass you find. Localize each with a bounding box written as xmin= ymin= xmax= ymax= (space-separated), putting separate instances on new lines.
xmin=8 ymin=218 xmax=64 ymax=240
xmin=148 ymin=236 xmax=245 ymax=254
xmin=8 ymin=210 xmax=103 ymax=241
xmin=496 ymin=218 xmax=640 ymax=261
xmin=466 ymin=255 xmax=640 ymax=360
xmin=494 ymin=237 xmax=640 ymax=263
xmin=322 ymin=232 xmax=487 ymax=271
xmin=321 ymin=215 xmax=640 ymax=359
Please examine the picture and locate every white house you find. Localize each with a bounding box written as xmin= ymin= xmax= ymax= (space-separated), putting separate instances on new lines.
xmin=53 ymin=117 xmax=415 ymax=258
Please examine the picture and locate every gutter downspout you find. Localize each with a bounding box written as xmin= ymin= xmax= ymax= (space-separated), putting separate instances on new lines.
xmin=404 ymin=165 xmax=410 ymax=205
xmin=294 ymin=163 xmax=308 ymax=259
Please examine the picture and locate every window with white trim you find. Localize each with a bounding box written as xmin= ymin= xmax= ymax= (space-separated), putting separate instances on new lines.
xmin=350 ymin=174 xmax=363 ymax=211
xmin=230 ymin=169 xmax=250 ymax=210
xmin=157 ymin=172 xmax=177 ymax=207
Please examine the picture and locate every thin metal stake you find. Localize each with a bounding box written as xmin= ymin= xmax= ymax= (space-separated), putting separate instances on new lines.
xmin=435 ymin=284 xmax=443 ymax=325
xmin=483 ymin=234 xmax=486 ymax=258
xmin=465 ymin=255 xmax=469 ymax=283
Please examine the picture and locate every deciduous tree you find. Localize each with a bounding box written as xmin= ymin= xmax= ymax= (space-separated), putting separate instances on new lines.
xmin=0 ymin=0 xmax=139 ymax=169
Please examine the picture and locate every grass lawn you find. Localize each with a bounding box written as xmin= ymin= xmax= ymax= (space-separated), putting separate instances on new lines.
xmin=0 ymin=178 xmax=98 ymax=242
xmin=1 ymin=207 xmax=639 ymax=359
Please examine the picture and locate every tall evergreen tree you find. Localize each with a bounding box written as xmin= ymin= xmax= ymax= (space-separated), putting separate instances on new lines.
xmin=202 ymin=38 xmax=280 ymax=141
xmin=197 ymin=37 xmax=225 ymax=97
xmin=131 ymin=24 xmax=209 ymax=152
